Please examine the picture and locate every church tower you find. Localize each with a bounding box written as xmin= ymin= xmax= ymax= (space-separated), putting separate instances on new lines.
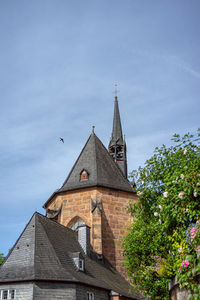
xmin=108 ymin=95 xmax=127 ymax=177
xmin=43 ymin=96 xmax=137 ymax=277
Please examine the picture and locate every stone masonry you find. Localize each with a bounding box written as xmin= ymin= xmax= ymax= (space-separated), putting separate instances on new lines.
xmin=45 ymin=186 xmax=137 ymax=277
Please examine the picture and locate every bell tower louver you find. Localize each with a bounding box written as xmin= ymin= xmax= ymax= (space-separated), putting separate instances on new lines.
xmin=108 ymin=95 xmax=127 ymax=178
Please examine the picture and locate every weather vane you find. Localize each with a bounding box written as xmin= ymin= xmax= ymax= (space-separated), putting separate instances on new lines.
xmin=114 ymin=84 xmax=119 ymax=97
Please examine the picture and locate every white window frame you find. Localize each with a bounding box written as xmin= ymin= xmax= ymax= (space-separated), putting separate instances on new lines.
xmin=9 ymin=290 xmax=15 ymax=299
xmin=0 ymin=289 xmax=16 ymax=299
xmin=87 ymin=292 xmax=94 ymax=300
xmin=79 ymin=258 xmax=84 ymax=271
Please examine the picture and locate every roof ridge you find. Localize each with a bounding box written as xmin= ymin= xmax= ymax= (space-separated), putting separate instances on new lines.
xmin=93 ymin=133 xmax=98 ymax=185
xmin=43 ymin=132 xmax=134 ymax=208
xmin=35 ymin=212 xmax=75 ymax=234
xmin=35 ymin=214 xmax=64 ymax=268
xmin=0 ymin=212 xmax=36 ymax=270
xmin=61 ymin=134 xmax=93 ymax=188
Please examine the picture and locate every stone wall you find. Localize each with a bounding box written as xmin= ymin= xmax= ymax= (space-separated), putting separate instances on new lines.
xmin=169 ymin=279 xmax=190 ymax=300
xmin=46 ymin=186 xmax=137 ymax=277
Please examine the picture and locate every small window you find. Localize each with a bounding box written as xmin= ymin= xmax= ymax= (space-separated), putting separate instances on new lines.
xmin=79 ymin=259 xmax=84 ymax=271
xmin=87 ymin=292 xmax=94 ymax=300
xmin=2 ymin=290 xmax=8 ymax=299
xmin=70 ymin=218 xmax=84 ymax=231
xmin=0 ymin=290 xmax=16 ymax=300
xmin=10 ymin=290 xmax=15 ymax=299
xmin=80 ymin=169 xmax=88 ymax=181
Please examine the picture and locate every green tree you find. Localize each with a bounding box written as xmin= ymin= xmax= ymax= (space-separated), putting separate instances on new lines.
xmin=0 ymin=253 xmax=5 ymax=265
xmin=123 ymin=130 xmax=200 ymax=300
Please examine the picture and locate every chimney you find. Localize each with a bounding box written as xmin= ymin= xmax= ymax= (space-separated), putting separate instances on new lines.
xmin=77 ymin=224 xmax=90 ymax=256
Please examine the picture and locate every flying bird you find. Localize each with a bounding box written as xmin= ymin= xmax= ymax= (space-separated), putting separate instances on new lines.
xmin=60 ymin=137 xmax=64 ymax=143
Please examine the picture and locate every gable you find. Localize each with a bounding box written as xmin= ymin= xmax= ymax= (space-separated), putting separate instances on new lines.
xmin=59 ymin=133 xmax=133 ymax=193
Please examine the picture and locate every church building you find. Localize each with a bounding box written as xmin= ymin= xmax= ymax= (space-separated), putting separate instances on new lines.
xmin=0 ymin=96 xmax=142 ymax=300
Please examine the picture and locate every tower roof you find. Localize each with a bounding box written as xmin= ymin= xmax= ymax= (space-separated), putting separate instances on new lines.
xmin=109 ymin=96 xmax=123 ymax=146
xmin=59 ymin=131 xmax=132 ymax=193
xmin=44 ymin=132 xmax=133 ymax=207
xmin=0 ymin=212 xmax=143 ymax=299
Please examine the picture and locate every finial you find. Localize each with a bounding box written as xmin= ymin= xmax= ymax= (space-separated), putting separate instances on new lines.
xmin=92 ymin=125 xmax=95 ymax=133
xmin=114 ymin=84 xmax=119 ymax=99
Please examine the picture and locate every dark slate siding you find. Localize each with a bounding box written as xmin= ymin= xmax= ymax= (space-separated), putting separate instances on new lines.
xmin=76 ymin=284 xmax=109 ymax=300
xmin=33 ymin=282 xmax=76 ymax=300
xmin=0 ymin=215 xmax=35 ymax=280
xmin=0 ymin=283 xmax=33 ymax=300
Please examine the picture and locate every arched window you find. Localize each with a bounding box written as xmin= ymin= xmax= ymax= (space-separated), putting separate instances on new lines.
xmin=69 ymin=217 xmax=85 ymax=231
xmin=80 ymin=169 xmax=88 ymax=181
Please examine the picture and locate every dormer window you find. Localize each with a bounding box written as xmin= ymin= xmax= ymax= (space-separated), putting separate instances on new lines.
xmin=80 ymin=169 xmax=88 ymax=181
xmin=69 ymin=252 xmax=85 ymax=272
xmin=69 ymin=217 xmax=84 ymax=231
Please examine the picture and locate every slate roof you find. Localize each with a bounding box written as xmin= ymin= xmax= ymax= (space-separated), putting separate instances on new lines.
xmin=44 ymin=132 xmax=133 ymax=207
xmin=0 ymin=213 xmax=143 ymax=299
xmin=109 ymin=96 xmax=124 ymax=147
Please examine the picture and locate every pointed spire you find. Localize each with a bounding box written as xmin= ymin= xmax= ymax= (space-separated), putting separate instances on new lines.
xmin=111 ymin=96 xmax=123 ymax=144
xmin=108 ymin=88 xmax=128 ymax=178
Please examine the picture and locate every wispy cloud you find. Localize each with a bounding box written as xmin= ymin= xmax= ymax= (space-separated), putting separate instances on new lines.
xmin=165 ymin=55 xmax=200 ymax=80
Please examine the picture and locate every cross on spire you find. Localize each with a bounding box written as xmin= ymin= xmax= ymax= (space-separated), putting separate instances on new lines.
xmin=114 ymin=84 xmax=119 ymax=97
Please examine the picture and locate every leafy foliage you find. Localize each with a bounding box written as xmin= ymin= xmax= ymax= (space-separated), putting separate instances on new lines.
xmin=123 ymin=130 xmax=200 ymax=299
xmin=0 ymin=253 xmax=5 ymax=265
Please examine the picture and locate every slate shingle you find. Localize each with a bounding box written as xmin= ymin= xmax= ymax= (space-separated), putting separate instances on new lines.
xmin=0 ymin=213 xmax=143 ymax=299
xmin=44 ymin=132 xmax=133 ymax=207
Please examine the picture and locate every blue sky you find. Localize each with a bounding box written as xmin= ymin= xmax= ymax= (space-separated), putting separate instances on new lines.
xmin=0 ymin=0 xmax=199 ymax=255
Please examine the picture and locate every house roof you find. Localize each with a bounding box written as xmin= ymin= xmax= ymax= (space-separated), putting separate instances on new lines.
xmin=44 ymin=132 xmax=133 ymax=207
xmin=0 ymin=212 xmax=143 ymax=299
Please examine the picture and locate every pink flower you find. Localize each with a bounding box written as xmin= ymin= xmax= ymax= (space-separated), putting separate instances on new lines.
xmin=184 ymin=260 xmax=189 ymax=267
xmin=154 ymin=212 xmax=158 ymax=217
xmin=184 ymin=149 xmax=187 ymax=155
xmin=181 ymin=260 xmax=190 ymax=268
xmin=193 ymin=191 xmax=198 ymax=197
xmin=178 ymin=192 xmax=184 ymax=199
xmin=190 ymin=227 xmax=197 ymax=242
xmin=137 ymin=191 xmax=143 ymax=196
xmin=180 ymin=174 xmax=184 ymax=180
xmin=197 ymin=245 xmax=200 ymax=253
xmin=163 ymin=192 xmax=168 ymax=198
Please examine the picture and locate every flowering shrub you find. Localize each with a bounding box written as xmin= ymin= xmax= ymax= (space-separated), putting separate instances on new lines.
xmin=123 ymin=130 xmax=200 ymax=299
